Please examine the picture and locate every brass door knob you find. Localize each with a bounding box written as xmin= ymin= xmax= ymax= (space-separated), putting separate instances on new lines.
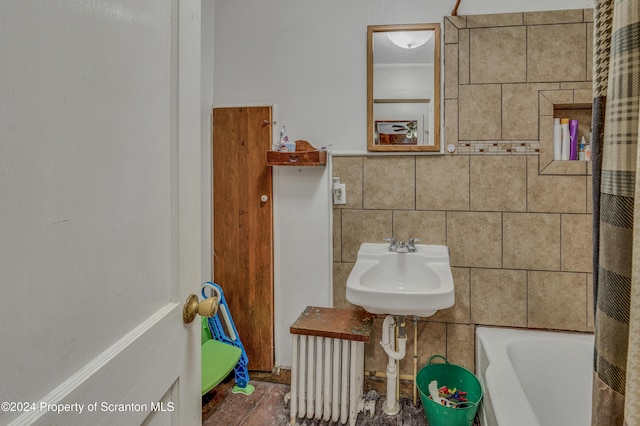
xmin=182 ymin=294 xmax=219 ymax=324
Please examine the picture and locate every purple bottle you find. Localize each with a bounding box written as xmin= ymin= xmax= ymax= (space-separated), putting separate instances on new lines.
xmin=569 ymin=120 xmax=578 ymax=160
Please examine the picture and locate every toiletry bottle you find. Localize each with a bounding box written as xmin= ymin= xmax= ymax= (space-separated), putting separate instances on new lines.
xmin=560 ymin=118 xmax=570 ymax=161
xmin=553 ymin=118 xmax=562 ymax=160
xmin=569 ymin=119 xmax=578 ymax=160
xmin=585 ymin=126 xmax=592 ymax=161
xmin=279 ymin=126 xmax=290 ymax=151
xmin=579 ymin=136 xmax=586 ymax=161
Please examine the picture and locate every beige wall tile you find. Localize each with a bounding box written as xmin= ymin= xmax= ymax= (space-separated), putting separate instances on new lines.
xmin=447 ymin=212 xmax=502 ymax=268
xmin=444 ymin=17 xmax=459 ymax=44
xmin=540 ymin=89 xmax=573 ymax=104
xmin=467 ymin=13 xmax=523 ymax=28
xmin=528 ymin=156 xmax=587 ymax=213
xmin=539 ymin=92 xmax=555 ymax=116
xmin=400 ymin=321 xmax=447 ymax=376
xmin=503 ymin=83 xmax=557 ymax=139
xmin=470 ymin=156 xmax=527 ymax=212
xmin=528 ymin=23 xmax=587 ymax=82
xmin=416 ymin=156 xmax=469 ymax=211
xmin=574 ymin=89 xmax=592 ymax=104
xmin=332 ymin=262 xmax=356 ymax=309
xmin=587 ymin=23 xmax=593 ymax=81
xmin=584 ymin=8 xmax=594 ymax=23
xmin=470 ymin=27 xmax=526 ymax=84
xmin=503 ymin=212 xmax=561 ymax=270
xmin=393 ymin=210 xmax=446 ymax=245
xmin=444 ymin=44 xmax=459 ymax=99
xmin=341 ymin=210 xmax=392 ymax=262
xmin=470 ymin=268 xmax=527 ymax=327
xmin=446 ymin=324 xmax=475 ymax=371
xmin=431 ymin=267 xmax=470 ymax=324
xmin=459 ymin=84 xmax=502 ymax=140
xmin=561 ymin=214 xmax=593 ymax=272
xmin=524 ymin=9 xmax=584 ymax=25
xmin=333 ymin=209 xmax=342 ymax=261
xmin=364 ymin=157 xmax=415 ymax=210
xmin=332 ymin=156 xmax=363 ymax=209
xmin=444 ymin=99 xmax=459 ymax=150
xmin=528 ymin=271 xmax=587 ymax=331
xmin=560 ymin=82 xmax=592 ymax=90
xmin=459 ymin=29 xmax=470 ymax=85
xmin=539 ymin=158 xmax=588 ymax=175
xmin=447 ymin=15 xmax=467 ymax=29
xmin=539 ymin=112 xmax=554 ymax=171
xmin=503 ymin=84 xmax=538 ymax=139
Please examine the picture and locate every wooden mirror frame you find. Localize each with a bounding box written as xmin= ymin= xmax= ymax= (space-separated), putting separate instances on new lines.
xmin=367 ymin=23 xmax=441 ymax=152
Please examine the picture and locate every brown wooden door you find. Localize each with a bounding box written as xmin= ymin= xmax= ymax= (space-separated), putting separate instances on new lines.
xmin=212 ymin=106 xmax=274 ymax=371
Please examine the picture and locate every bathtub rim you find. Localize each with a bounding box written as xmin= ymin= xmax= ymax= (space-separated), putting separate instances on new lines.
xmin=475 ymin=326 xmax=594 ymax=426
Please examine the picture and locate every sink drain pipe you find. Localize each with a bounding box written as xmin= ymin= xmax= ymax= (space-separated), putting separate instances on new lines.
xmin=380 ymin=315 xmax=407 ymax=415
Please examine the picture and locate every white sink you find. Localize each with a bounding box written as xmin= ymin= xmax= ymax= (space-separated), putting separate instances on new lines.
xmin=346 ymin=243 xmax=454 ymax=317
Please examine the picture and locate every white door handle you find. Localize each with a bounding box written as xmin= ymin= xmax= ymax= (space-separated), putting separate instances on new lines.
xmin=260 ymin=195 xmax=268 ymax=202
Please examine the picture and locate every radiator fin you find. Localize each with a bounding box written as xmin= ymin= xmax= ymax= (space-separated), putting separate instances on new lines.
xmin=290 ymin=334 xmax=364 ymax=426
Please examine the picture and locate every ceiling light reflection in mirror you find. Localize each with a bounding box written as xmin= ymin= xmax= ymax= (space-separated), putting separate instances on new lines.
xmin=386 ymin=31 xmax=433 ymax=49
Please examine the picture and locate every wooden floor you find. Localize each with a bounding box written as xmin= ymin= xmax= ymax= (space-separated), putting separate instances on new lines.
xmin=201 ymin=377 xmax=480 ymax=426
xmin=202 ymin=310 xmax=482 ymax=424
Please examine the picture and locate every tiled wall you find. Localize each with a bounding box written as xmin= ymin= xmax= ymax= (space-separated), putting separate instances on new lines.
xmin=332 ymin=9 xmax=594 ymax=384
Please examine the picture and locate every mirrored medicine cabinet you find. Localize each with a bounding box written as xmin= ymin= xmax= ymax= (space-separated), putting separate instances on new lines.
xmin=367 ymin=23 xmax=441 ymax=152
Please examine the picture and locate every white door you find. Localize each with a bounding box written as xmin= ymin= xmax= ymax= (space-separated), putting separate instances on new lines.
xmin=0 ymin=1 xmax=204 ymax=425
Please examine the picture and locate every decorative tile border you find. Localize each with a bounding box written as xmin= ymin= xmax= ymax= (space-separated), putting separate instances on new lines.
xmin=458 ymin=141 xmax=540 ymax=155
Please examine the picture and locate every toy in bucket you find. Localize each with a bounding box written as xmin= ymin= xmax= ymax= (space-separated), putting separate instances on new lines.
xmin=416 ymin=355 xmax=482 ymax=426
xmin=427 ymin=381 xmax=470 ymax=408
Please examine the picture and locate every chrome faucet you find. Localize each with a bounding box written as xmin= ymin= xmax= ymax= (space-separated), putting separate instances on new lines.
xmin=384 ymin=237 xmax=420 ymax=253
xmin=395 ymin=241 xmax=409 ymax=253
xmin=384 ymin=237 xmax=397 ymax=252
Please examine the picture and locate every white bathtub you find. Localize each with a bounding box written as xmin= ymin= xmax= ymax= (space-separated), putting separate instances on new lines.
xmin=476 ymin=327 xmax=594 ymax=426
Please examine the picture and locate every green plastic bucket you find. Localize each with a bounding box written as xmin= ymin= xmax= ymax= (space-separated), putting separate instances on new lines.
xmin=416 ymin=355 xmax=482 ymax=426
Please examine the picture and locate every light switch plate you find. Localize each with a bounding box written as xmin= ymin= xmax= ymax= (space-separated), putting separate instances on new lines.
xmin=333 ymin=183 xmax=346 ymax=204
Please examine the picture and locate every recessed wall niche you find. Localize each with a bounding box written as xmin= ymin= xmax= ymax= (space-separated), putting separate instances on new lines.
xmin=539 ymin=86 xmax=592 ymax=176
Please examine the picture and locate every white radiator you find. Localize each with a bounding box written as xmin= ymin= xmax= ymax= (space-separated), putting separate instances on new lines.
xmin=289 ymin=334 xmax=365 ymax=425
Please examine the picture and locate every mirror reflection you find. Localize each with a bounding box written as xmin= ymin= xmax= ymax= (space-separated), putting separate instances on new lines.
xmin=367 ymin=24 xmax=441 ymax=152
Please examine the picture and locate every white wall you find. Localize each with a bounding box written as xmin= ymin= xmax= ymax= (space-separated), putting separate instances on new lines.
xmin=272 ymin=164 xmax=333 ymax=368
xmin=212 ymin=0 xmax=593 ymax=367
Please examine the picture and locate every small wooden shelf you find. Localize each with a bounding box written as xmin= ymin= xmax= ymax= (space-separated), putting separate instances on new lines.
xmin=266 ymin=140 xmax=327 ymax=167
xmin=266 ymin=150 xmax=327 ymax=167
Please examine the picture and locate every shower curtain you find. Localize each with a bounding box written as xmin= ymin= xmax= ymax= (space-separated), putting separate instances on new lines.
xmin=592 ymin=0 xmax=640 ymax=425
